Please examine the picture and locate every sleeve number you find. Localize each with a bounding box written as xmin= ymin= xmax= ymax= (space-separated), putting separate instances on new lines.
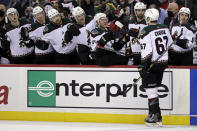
xmin=141 ymin=43 xmax=146 ymax=50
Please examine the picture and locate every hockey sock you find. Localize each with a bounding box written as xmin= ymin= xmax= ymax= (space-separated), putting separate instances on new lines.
xmin=148 ymin=97 xmax=160 ymax=115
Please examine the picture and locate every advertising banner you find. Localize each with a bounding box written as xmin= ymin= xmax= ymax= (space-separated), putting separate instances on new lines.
xmin=28 ymin=69 xmax=173 ymax=110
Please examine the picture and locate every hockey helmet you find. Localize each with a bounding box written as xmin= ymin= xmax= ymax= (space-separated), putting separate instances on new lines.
xmin=94 ymin=13 xmax=107 ymax=23
xmin=48 ymin=9 xmax=59 ymax=20
xmin=33 ymin=6 xmax=44 ymax=16
xmin=72 ymin=6 xmax=85 ymax=18
xmin=6 ymin=8 xmax=18 ymax=16
xmin=134 ymin=2 xmax=146 ymax=10
xmin=178 ymin=7 xmax=190 ymax=19
xmin=144 ymin=8 xmax=159 ymax=24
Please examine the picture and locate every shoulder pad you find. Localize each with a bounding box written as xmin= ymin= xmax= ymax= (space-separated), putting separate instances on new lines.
xmin=30 ymin=22 xmax=41 ymax=32
xmin=183 ymin=23 xmax=196 ymax=33
xmin=5 ymin=23 xmax=17 ymax=32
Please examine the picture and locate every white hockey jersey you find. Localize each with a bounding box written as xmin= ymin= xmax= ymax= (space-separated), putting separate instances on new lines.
xmin=89 ymin=28 xmax=121 ymax=54
xmin=29 ymin=22 xmax=53 ymax=55
xmin=76 ymin=17 xmax=96 ymax=47
xmin=128 ymin=18 xmax=147 ymax=54
xmin=140 ymin=24 xmax=173 ymax=63
xmin=29 ymin=21 xmax=54 ymax=55
xmin=5 ymin=19 xmax=34 ymax=57
xmin=171 ymin=23 xmax=196 ymax=53
xmin=41 ymin=19 xmax=77 ymax=54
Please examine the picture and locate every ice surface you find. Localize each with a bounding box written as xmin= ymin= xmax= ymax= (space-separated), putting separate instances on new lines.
xmin=0 ymin=120 xmax=196 ymax=131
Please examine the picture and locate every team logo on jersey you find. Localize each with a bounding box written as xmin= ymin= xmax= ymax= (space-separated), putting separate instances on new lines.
xmin=140 ymin=29 xmax=146 ymax=38
xmin=190 ymin=25 xmax=196 ymax=32
xmin=141 ymin=29 xmax=145 ymax=35
xmin=91 ymin=29 xmax=99 ymax=35
xmin=43 ymin=26 xmax=48 ymax=33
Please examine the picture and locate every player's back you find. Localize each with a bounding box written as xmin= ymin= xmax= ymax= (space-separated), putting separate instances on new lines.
xmin=140 ymin=24 xmax=173 ymax=63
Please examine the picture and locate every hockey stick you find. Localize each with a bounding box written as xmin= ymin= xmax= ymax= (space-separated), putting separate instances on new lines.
xmin=118 ymin=28 xmax=184 ymax=95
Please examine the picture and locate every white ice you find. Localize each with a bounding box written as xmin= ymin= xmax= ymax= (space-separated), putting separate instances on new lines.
xmin=0 ymin=120 xmax=197 ymax=131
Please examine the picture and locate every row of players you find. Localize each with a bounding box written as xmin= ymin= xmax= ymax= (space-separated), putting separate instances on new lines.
xmin=0 ymin=2 xmax=196 ymax=66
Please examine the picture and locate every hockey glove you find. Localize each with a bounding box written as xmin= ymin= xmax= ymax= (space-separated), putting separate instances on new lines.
xmin=24 ymin=39 xmax=34 ymax=48
xmin=0 ymin=38 xmax=10 ymax=51
xmin=176 ymin=39 xmax=188 ymax=49
xmin=112 ymin=38 xmax=124 ymax=51
xmin=64 ymin=31 xmax=73 ymax=44
xmin=35 ymin=40 xmax=49 ymax=50
xmin=128 ymin=28 xmax=139 ymax=38
xmin=67 ymin=24 xmax=80 ymax=36
xmin=97 ymin=31 xmax=114 ymax=47
xmin=138 ymin=64 xmax=149 ymax=79
xmin=20 ymin=27 xmax=29 ymax=41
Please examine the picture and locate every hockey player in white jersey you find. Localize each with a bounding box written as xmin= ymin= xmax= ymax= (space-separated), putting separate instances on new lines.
xmin=169 ymin=7 xmax=196 ymax=65
xmin=128 ymin=2 xmax=147 ymax=65
xmin=90 ymin=13 xmax=129 ymax=66
xmin=37 ymin=8 xmax=80 ymax=64
xmin=29 ymin=6 xmax=54 ymax=64
xmin=139 ymin=8 xmax=173 ymax=126
xmin=1 ymin=8 xmax=34 ymax=64
xmin=71 ymin=6 xmax=96 ymax=65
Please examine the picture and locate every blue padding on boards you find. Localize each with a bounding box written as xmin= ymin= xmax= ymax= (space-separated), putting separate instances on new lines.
xmin=191 ymin=117 xmax=197 ymax=125
xmin=190 ymin=69 xmax=197 ymax=115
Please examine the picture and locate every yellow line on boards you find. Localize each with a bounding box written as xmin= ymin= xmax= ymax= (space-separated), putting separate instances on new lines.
xmin=0 ymin=111 xmax=190 ymax=125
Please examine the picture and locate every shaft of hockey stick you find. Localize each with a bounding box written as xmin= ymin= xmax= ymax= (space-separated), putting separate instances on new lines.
xmin=118 ymin=28 xmax=184 ymax=95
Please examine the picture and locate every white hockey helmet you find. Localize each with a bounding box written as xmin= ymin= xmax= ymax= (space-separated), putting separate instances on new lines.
xmin=48 ymin=9 xmax=59 ymax=19
xmin=33 ymin=6 xmax=44 ymax=16
xmin=178 ymin=7 xmax=190 ymax=18
xmin=134 ymin=2 xmax=146 ymax=10
xmin=144 ymin=8 xmax=159 ymax=24
xmin=94 ymin=13 xmax=107 ymax=23
xmin=72 ymin=6 xmax=85 ymax=18
xmin=6 ymin=8 xmax=18 ymax=16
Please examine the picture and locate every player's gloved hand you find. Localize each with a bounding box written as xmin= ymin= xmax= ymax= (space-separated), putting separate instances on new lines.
xmin=138 ymin=64 xmax=149 ymax=79
xmin=112 ymin=34 xmax=130 ymax=51
xmin=128 ymin=28 xmax=139 ymax=38
xmin=35 ymin=39 xmax=49 ymax=50
xmin=24 ymin=39 xmax=34 ymax=48
xmin=176 ymin=39 xmax=188 ymax=49
xmin=67 ymin=23 xmax=80 ymax=36
xmin=64 ymin=31 xmax=73 ymax=44
xmin=97 ymin=31 xmax=114 ymax=46
xmin=20 ymin=27 xmax=29 ymax=41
